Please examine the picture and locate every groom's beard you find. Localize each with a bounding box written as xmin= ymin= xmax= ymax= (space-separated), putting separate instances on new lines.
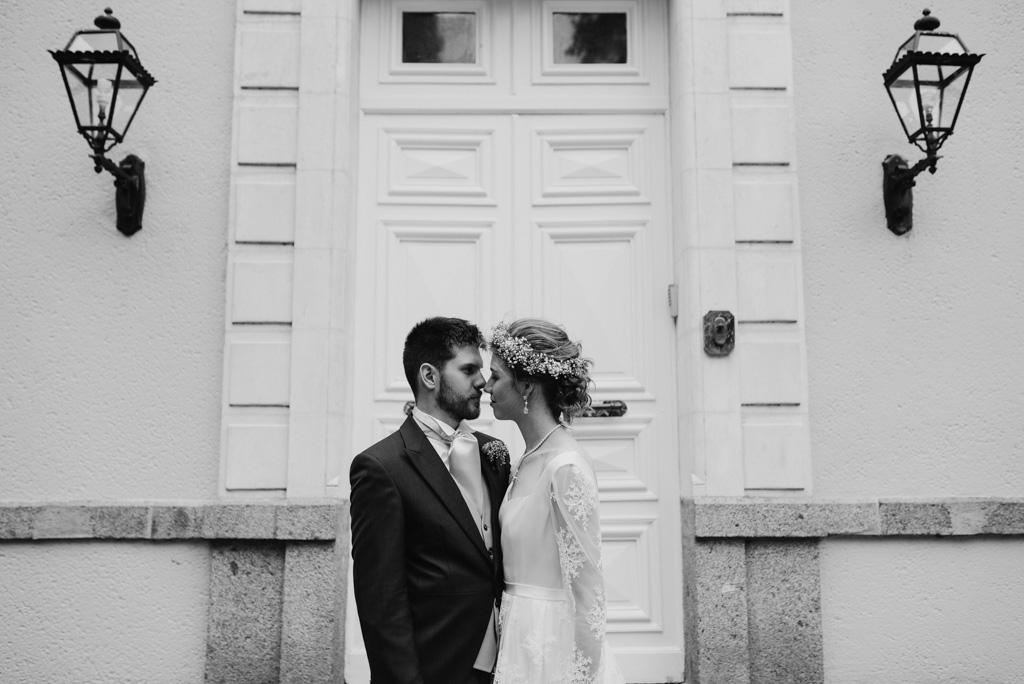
xmin=437 ymin=375 xmax=481 ymax=422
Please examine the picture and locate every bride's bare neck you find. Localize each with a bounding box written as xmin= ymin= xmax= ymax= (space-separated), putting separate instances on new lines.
xmin=517 ymin=413 xmax=558 ymax=449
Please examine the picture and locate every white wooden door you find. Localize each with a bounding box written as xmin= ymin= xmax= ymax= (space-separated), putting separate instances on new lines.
xmin=347 ymin=2 xmax=682 ymax=681
xmin=511 ymin=113 xmax=683 ymax=680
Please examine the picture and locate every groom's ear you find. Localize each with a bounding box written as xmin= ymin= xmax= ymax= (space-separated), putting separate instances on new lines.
xmin=419 ymin=362 xmax=439 ymax=392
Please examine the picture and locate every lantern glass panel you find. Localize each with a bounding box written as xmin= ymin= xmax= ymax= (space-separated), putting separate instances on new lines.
xmin=940 ymin=66 xmax=970 ymax=130
xmin=59 ymin=58 xmax=149 ymax=153
xmin=917 ymin=33 xmax=965 ymax=55
xmin=60 ymin=62 xmax=94 ymax=132
xmin=59 ymin=61 xmax=122 ymax=152
xmin=914 ymin=63 xmax=942 ymax=126
xmin=88 ymin=64 xmax=123 ymax=127
xmin=107 ymin=75 xmax=146 ymax=140
xmin=917 ymin=81 xmax=942 ymax=131
xmin=894 ymin=35 xmax=916 ymax=62
xmin=887 ymin=64 xmax=920 ymax=139
xmin=67 ymin=30 xmax=123 ymax=54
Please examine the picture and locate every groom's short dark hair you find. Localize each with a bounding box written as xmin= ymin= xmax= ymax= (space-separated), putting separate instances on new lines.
xmin=403 ymin=317 xmax=485 ymax=396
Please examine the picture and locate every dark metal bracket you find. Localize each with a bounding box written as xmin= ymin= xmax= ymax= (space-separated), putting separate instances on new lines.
xmin=882 ymin=153 xmax=940 ymax=236
xmin=703 ymin=311 xmax=735 ymax=356
xmin=91 ymin=153 xmax=147 ymax=236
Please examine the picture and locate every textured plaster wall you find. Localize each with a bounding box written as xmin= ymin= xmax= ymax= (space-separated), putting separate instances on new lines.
xmin=0 ymin=0 xmax=234 ymax=500
xmin=820 ymin=537 xmax=1024 ymax=682
xmin=0 ymin=541 xmax=210 ymax=684
xmin=792 ymin=0 xmax=1024 ymax=497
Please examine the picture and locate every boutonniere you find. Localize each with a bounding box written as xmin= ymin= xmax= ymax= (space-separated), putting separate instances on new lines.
xmin=481 ymin=440 xmax=509 ymax=470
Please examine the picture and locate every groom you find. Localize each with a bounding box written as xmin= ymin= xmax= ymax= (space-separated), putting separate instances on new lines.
xmin=350 ymin=317 xmax=511 ymax=684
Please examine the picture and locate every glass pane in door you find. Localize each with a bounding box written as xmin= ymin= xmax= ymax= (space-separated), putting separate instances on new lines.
xmin=402 ymin=12 xmax=477 ymax=63
xmin=552 ymin=12 xmax=627 ymax=64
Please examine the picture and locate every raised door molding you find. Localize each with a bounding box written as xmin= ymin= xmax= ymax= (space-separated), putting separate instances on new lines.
xmin=221 ymin=0 xmax=813 ymax=500
xmin=221 ymin=0 xmax=358 ymax=497
xmin=670 ymin=0 xmax=811 ymax=496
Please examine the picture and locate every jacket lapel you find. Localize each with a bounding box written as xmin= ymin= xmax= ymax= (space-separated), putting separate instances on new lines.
xmin=477 ymin=433 xmax=509 ymax=581
xmin=400 ymin=417 xmax=491 ymax=562
xmin=477 ymin=434 xmax=509 ymax=518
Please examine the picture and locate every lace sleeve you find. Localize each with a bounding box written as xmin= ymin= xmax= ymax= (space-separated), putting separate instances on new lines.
xmin=550 ymin=459 xmax=607 ymax=683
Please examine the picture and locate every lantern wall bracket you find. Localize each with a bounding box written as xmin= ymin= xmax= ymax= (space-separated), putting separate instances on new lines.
xmin=51 ymin=7 xmax=155 ymax=238
xmin=91 ymin=152 xmax=146 ymax=237
xmin=880 ymin=9 xmax=984 ymax=236
xmin=882 ymin=153 xmax=940 ymax=236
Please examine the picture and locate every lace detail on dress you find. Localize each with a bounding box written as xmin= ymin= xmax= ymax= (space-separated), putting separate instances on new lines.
xmin=498 ymin=597 xmax=508 ymax=631
xmin=495 ymin=451 xmax=625 ymax=684
xmin=586 ymin=586 xmax=607 ymax=641
xmin=554 ymin=464 xmax=599 ymax=530
xmin=495 ymin=661 xmax=528 ymax=684
xmin=565 ymin=647 xmax=595 ymax=684
xmin=556 ymin=597 xmax=574 ymax=624
xmin=523 ymin=629 xmax=557 ymax=665
xmin=556 ymin=526 xmax=586 ymax=581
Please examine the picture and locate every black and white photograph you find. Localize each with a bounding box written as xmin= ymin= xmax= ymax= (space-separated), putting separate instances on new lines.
xmin=2 ymin=1 xmax=1023 ymax=682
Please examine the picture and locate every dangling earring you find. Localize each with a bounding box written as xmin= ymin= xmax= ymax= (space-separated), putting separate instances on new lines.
xmin=523 ymin=394 xmax=529 ymax=414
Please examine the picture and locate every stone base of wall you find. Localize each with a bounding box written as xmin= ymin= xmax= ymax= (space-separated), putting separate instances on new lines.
xmin=4 ymin=497 xmax=1022 ymax=683
xmin=682 ymin=497 xmax=1024 ymax=684
xmin=0 ymin=501 xmax=349 ymax=684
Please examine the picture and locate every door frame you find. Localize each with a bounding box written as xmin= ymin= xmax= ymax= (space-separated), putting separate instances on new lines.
xmin=221 ymin=0 xmax=810 ymax=676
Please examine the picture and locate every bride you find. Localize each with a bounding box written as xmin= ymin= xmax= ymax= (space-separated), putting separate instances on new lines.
xmin=484 ymin=318 xmax=625 ymax=684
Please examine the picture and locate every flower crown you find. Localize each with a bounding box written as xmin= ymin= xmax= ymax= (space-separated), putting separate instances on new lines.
xmin=489 ymin=322 xmax=588 ymax=379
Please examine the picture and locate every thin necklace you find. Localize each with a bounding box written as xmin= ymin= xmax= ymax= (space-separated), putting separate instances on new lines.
xmin=510 ymin=423 xmax=563 ymax=488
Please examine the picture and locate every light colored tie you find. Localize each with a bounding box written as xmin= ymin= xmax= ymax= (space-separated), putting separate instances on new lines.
xmin=413 ymin=413 xmax=496 ymax=671
xmin=448 ymin=430 xmax=485 ymax=514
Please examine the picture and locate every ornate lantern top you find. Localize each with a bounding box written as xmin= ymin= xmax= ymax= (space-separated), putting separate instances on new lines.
xmin=882 ymin=9 xmax=983 ymax=155
xmin=50 ymin=8 xmax=157 ymax=157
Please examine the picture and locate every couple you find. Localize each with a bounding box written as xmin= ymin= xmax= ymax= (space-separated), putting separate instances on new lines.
xmin=350 ymin=317 xmax=624 ymax=684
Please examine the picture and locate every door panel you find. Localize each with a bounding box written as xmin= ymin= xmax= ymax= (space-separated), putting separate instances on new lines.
xmin=515 ymin=114 xmax=682 ymax=680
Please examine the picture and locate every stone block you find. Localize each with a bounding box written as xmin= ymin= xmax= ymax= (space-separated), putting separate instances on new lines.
xmin=32 ymin=505 xmax=150 ymax=539
xmin=691 ymin=540 xmax=750 ymax=683
xmin=280 ymin=542 xmax=346 ymax=683
xmin=947 ymin=499 xmax=1003 ymax=535
xmin=0 ymin=505 xmax=39 ymax=539
xmin=982 ymin=500 xmax=1024 ymax=534
xmin=880 ymin=498 xmax=1024 ymax=536
xmin=746 ymin=540 xmax=824 ymax=684
xmin=151 ymin=505 xmax=207 ymax=539
xmin=32 ymin=506 xmax=101 ymax=539
xmin=681 ymin=503 xmax=699 ymax=682
xmin=694 ymin=498 xmax=880 ymax=538
xmin=203 ymin=504 xmax=277 ymax=539
xmin=206 ymin=542 xmax=286 ymax=684
xmin=89 ymin=505 xmax=151 ymax=538
xmin=275 ymin=502 xmax=341 ymax=540
xmin=879 ymin=500 xmax=953 ymax=536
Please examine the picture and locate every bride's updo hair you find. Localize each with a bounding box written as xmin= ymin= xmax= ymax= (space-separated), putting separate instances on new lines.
xmin=492 ymin=318 xmax=593 ymax=423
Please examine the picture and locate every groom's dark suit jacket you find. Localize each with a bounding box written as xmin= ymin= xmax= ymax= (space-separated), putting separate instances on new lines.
xmin=350 ymin=415 xmax=511 ymax=684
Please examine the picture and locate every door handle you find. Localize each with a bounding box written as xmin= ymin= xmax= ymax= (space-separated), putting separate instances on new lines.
xmin=408 ymin=400 xmax=629 ymax=417
xmin=580 ymin=400 xmax=628 ymax=418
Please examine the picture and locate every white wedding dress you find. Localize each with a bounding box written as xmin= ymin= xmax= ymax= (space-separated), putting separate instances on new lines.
xmin=494 ymin=450 xmax=625 ymax=684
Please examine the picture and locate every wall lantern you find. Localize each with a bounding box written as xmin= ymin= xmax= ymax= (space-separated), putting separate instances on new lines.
xmin=882 ymin=9 xmax=982 ymax=235
xmin=49 ymin=8 xmax=157 ymax=236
